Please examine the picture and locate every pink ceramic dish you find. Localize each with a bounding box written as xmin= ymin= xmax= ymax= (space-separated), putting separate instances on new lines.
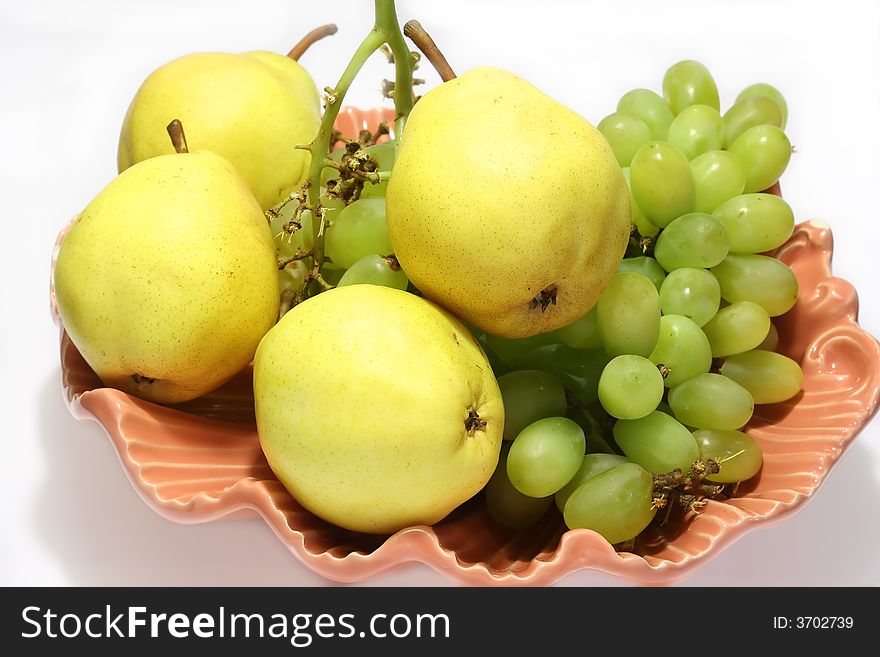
xmin=51 ymin=107 xmax=880 ymax=586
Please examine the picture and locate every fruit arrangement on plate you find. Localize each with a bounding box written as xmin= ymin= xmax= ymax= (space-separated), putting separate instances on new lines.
xmin=51 ymin=1 xmax=880 ymax=585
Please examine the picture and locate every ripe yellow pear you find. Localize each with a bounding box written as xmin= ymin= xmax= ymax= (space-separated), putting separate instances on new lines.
xmin=386 ymin=66 xmax=631 ymax=338
xmin=117 ymin=51 xmax=320 ymax=209
xmin=253 ymin=285 xmax=503 ymax=534
xmin=55 ymin=150 xmax=279 ymax=404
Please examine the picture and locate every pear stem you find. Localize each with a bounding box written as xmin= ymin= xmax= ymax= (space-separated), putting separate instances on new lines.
xmin=403 ymin=20 xmax=456 ymax=81
xmin=287 ymin=23 xmax=339 ymax=61
xmin=300 ymin=0 xmax=414 ymax=287
xmin=166 ymin=119 xmax=189 ymax=154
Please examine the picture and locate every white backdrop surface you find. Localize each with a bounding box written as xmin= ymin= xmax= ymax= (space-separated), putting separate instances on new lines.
xmin=1 ymin=0 xmax=879 ymax=586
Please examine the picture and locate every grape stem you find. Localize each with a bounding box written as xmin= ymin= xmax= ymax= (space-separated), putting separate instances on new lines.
xmin=287 ymin=23 xmax=338 ymax=61
xmin=299 ymin=0 xmax=414 ymax=291
xmin=403 ymin=20 xmax=456 ymax=81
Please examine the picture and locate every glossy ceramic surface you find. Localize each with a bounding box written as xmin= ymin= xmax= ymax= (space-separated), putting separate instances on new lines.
xmin=51 ymin=107 xmax=880 ymax=585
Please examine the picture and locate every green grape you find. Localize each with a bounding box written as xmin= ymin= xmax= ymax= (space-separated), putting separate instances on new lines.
xmin=711 ymin=254 xmax=799 ymax=316
xmin=279 ymin=259 xmax=308 ymax=297
xmin=485 ymin=444 xmax=553 ymax=529
xmin=727 ymin=124 xmax=792 ymax=193
xmin=702 ymin=301 xmax=770 ymax=357
xmin=598 ymin=355 xmax=664 ymax=419
xmin=556 ymin=306 xmax=601 ymax=350
xmin=597 ymin=271 xmax=661 ymax=357
xmin=597 ymin=112 xmax=653 ymax=167
xmin=497 ymin=370 xmax=568 ymax=441
xmin=667 ymin=105 xmax=725 ymax=160
xmin=693 ymin=429 xmax=763 ymax=483
xmin=712 ymin=193 xmax=795 ymax=253
xmin=319 ymin=147 xmax=346 ymax=187
xmin=658 ymin=268 xmax=721 ymax=327
xmin=723 ymin=95 xmax=784 ymax=146
xmin=517 ymin=345 xmax=611 ymax=405
xmin=562 ymin=463 xmax=656 ymax=544
xmin=630 ymin=141 xmax=695 ymax=227
xmin=359 ymin=141 xmax=396 ymax=199
xmin=617 ymin=89 xmax=675 ymax=140
xmin=324 ymin=197 xmax=392 ymax=269
xmin=653 ymin=212 xmax=730 ymax=271
xmin=756 ymin=322 xmax=779 ymax=351
xmin=662 ymin=60 xmax=720 ymax=114
xmin=720 ymin=350 xmax=804 ymax=404
xmin=691 ymin=150 xmax=746 ymax=213
xmin=613 ymin=410 xmax=700 ymax=473
xmin=270 ymin=201 xmax=317 ymax=259
xmin=485 ymin=331 xmax=560 ymax=369
xmin=668 ymin=373 xmax=754 ymax=430
xmin=735 ymin=83 xmax=788 ymax=129
xmin=622 ymin=167 xmax=660 ymax=239
xmin=336 ymin=254 xmax=408 ymax=290
xmin=616 ymin=256 xmax=665 ymax=291
xmin=649 ymin=314 xmax=712 ymax=387
xmin=507 ymin=417 xmax=586 ymax=497
xmin=554 ymin=453 xmax=629 ymax=512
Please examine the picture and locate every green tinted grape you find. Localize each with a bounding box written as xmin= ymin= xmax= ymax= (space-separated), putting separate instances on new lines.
xmin=563 ymin=463 xmax=657 ymax=544
xmin=270 ymin=200 xmax=318 ymax=258
xmin=597 ymin=272 xmax=661 ymax=357
xmin=622 ymin=167 xmax=660 ymax=239
xmin=658 ymin=268 xmax=721 ymax=327
xmin=723 ymin=95 xmax=784 ymax=146
xmin=616 ymin=256 xmax=666 ymax=291
xmin=597 ymin=112 xmax=653 ymax=167
xmin=336 ymin=254 xmax=408 ymax=290
xmin=320 ymin=147 xmax=346 ymax=187
xmin=613 ymin=410 xmax=700 ymax=473
xmin=712 ymin=193 xmax=795 ymax=253
xmin=485 ymin=444 xmax=553 ymax=529
xmin=694 ymin=429 xmax=763 ymax=483
xmin=649 ymin=314 xmax=712 ymax=387
xmin=507 ymin=417 xmax=586 ymax=497
xmin=516 ymin=345 xmax=611 ymax=405
xmin=711 ymin=254 xmax=799 ymax=316
xmin=630 ymin=141 xmax=695 ymax=226
xmin=720 ymin=350 xmax=804 ymax=404
xmin=735 ymin=83 xmax=788 ymax=129
xmin=497 ymin=370 xmax=568 ymax=441
xmin=756 ymin=322 xmax=779 ymax=351
xmin=617 ymin=89 xmax=675 ymax=140
xmin=484 ymin=331 xmax=560 ymax=369
xmin=358 ymin=141 xmax=396 ymax=199
xmin=556 ymin=306 xmax=601 ymax=350
xmin=668 ymin=373 xmax=754 ymax=430
xmin=324 ymin=197 xmax=392 ymax=268
xmin=554 ymin=453 xmax=630 ymax=512
xmin=691 ymin=150 xmax=746 ymax=213
xmin=667 ymin=105 xmax=725 ymax=160
xmin=598 ymin=355 xmax=664 ymax=419
xmin=702 ymin=301 xmax=770 ymax=357
xmin=653 ymin=212 xmax=730 ymax=271
xmin=727 ymin=124 xmax=792 ymax=193
xmin=662 ymin=60 xmax=720 ymax=114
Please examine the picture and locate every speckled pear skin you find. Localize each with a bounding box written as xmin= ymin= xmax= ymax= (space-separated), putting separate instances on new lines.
xmin=117 ymin=51 xmax=320 ymax=210
xmin=386 ymin=67 xmax=631 ymax=338
xmin=54 ymin=151 xmax=279 ymax=404
xmin=253 ymin=284 xmax=503 ymax=535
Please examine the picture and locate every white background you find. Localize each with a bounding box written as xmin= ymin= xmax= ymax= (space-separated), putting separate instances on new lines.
xmin=2 ymin=0 xmax=879 ymax=587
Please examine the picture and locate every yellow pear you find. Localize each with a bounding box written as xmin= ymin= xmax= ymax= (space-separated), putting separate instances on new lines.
xmin=117 ymin=51 xmax=320 ymax=209
xmin=386 ymin=66 xmax=631 ymax=338
xmin=253 ymin=284 xmax=503 ymax=534
xmin=55 ymin=150 xmax=279 ymax=404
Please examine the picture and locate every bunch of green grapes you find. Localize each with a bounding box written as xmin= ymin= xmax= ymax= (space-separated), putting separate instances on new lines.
xmin=270 ymin=138 xmax=408 ymax=303
xmin=480 ymin=60 xmax=803 ymax=546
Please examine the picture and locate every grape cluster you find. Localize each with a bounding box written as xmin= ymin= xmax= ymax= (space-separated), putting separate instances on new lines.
xmin=479 ymin=60 xmax=803 ymax=545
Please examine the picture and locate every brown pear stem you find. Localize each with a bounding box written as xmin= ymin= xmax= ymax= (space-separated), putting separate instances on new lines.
xmin=287 ymin=23 xmax=339 ymax=60
xmin=166 ymin=119 xmax=189 ymax=154
xmin=403 ymin=20 xmax=455 ymax=81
